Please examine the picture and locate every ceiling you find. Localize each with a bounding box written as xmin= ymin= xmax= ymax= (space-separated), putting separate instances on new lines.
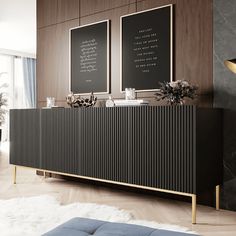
xmin=0 ymin=0 xmax=36 ymax=57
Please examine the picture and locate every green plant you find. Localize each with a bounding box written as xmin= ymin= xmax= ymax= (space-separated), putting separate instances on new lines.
xmin=155 ymin=80 xmax=198 ymax=105
xmin=0 ymin=93 xmax=7 ymax=126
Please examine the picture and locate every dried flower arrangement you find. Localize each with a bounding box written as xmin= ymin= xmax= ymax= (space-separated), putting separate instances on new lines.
xmin=66 ymin=92 xmax=97 ymax=108
xmin=155 ymin=80 xmax=198 ymax=105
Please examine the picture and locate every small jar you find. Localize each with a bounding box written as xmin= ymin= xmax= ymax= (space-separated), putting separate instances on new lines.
xmin=125 ymin=88 xmax=136 ymax=100
xmin=106 ymin=96 xmax=114 ymax=107
xmin=46 ymin=97 xmax=55 ymax=108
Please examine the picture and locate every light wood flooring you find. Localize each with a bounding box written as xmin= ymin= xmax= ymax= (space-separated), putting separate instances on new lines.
xmin=0 ymin=144 xmax=236 ymax=236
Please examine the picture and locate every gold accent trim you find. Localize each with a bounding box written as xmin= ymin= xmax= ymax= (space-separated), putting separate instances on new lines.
xmin=13 ymin=164 xmax=198 ymax=224
xmin=12 ymin=164 xmax=194 ymax=197
xmin=224 ymin=59 xmax=236 ymax=74
xmin=216 ymin=185 xmax=220 ymax=210
xmin=192 ymin=195 xmax=196 ymax=224
xmin=13 ymin=166 xmax=17 ymax=184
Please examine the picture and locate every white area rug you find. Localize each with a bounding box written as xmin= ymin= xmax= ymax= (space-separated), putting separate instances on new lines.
xmin=0 ymin=195 xmax=196 ymax=236
xmin=0 ymin=142 xmax=9 ymax=154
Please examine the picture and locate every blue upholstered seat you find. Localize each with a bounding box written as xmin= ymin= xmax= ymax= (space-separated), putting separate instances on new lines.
xmin=43 ymin=217 xmax=197 ymax=236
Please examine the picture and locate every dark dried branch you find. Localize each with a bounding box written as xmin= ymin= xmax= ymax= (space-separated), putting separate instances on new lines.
xmin=66 ymin=92 xmax=97 ymax=108
xmin=154 ymin=80 xmax=198 ymax=105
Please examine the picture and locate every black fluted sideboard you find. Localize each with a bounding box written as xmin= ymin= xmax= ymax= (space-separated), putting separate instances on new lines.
xmin=10 ymin=106 xmax=223 ymax=223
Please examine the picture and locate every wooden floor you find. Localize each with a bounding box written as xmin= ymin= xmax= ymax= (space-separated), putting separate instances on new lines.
xmin=1 ymin=144 xmax=236 ymax=236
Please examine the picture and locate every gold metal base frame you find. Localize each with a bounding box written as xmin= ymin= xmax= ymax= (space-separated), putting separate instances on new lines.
xmin=216 ymin=185 xmax=220 ymax=211
xmin=12 ymin=165 xmax=220 ymax=224
xmin=192 ymin=194 xmax=196 ymax=224
xmin=13 ymin=165 xmax=17 ymax=184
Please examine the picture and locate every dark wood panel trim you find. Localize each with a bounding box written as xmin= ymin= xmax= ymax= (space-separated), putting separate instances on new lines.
xmin=37 ymin=17 xmax=80 ymax=30
xmin=80 ymin=2 xmax=137 ymax=19
xmin=37 ymin=2 xmax=138 ymax=30
xmin=79 ymin=0 xmax=81 ymax=25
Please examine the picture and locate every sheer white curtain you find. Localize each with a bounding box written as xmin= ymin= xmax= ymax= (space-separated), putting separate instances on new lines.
xmin=0 ymin=55 xmax=12 ymax=141
xmin=22 ymin=57 xmax=36 ymax=108
xmin=0 ymin=54 xmax=36 ymax=141
xmin=13 ymin=56 xmax=29 ymax=108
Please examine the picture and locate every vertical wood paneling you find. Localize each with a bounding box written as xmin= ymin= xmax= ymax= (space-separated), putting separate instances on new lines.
xmin=37 ymin=25 xmax=57 ymax=101
xmin=80 ymin=0 xmax=136 ymax=17
xmin=80 ymin=4 xmax=136 ymax=100
xmin=175 ymin=0 xmax=213 ymax=95
xmin=37 ymin=0 xmax=213 ymax=107
xmin=37 ymin=0 xmax=58 ymax=28
xmin=57 ymin=0 xmax=80 ymax=23
xmin=137 ymin=0 xmax=213 ymax=95
xmin=37 ymin=19 xmax=79 ymax=102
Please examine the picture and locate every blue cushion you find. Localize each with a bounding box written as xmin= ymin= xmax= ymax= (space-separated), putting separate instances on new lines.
xmin=43 ymin=217 xmax=197 ymax=236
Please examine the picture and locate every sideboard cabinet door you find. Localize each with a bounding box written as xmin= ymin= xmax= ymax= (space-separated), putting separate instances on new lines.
xmin=127 ymin=106 xmax=195 ymax=194
xmin=41 ymin=109 xmax=80 ymax=174
xmin=10 ymin=109 xmax=41 ymax=168
xmin=79 ymin=108 xmax=129 ymax=183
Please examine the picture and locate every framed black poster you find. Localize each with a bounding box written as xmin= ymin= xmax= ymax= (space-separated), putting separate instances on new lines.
xmin=70 ymin=20 xmax=110 ymax=94
xmin=121 ymin=5 xmax=173 ymax=92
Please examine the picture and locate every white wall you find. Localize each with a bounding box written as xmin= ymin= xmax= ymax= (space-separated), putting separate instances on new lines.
xmin=0 ymin=0 xmax=36 ymax=57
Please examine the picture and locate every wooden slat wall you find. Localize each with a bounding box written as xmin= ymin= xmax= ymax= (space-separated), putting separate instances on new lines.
xmin=37 ymin=0 xmax=213 ymax=107
xmin=37 ymin=19 xmax=79 ymax=102
xmin=57 ymin=0 xmax=80 ymax=22
xmin=37 ymin=0 xmax=58 ymax=28
xmin=137 ymin=0 xmax=213 ymax=95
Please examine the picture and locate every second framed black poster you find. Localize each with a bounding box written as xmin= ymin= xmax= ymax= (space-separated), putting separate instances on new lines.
xmin=121 ymin=5 xmax=173 ymax=92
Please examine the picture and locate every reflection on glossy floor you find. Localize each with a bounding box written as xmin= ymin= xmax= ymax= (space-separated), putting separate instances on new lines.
xmin=0 ymin=143 xmax=236 ymax=236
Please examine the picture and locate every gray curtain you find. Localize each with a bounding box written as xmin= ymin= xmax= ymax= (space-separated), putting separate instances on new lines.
xmin=22 ymin=57 xmax=36 ymax=108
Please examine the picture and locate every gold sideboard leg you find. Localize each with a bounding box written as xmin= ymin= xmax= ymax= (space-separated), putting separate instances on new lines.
xmin=192 ymin=194 xmax=197 ymax=224
xmin=216 ymin=185 xmax=220 ymax=210
xmin=13 ymin=166 xmax=17 ymax=184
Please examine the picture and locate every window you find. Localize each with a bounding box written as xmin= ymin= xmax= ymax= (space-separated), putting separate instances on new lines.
xmin=0 ymin=54 xmax=35 ymax=141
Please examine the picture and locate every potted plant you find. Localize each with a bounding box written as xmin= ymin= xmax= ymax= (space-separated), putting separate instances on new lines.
xmin=0 ymin=93 xmax=7 ymax=141
xmin=155 ymin=80 xmax=198 ymax=105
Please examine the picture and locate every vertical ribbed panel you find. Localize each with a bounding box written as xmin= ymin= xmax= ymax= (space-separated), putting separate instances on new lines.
xmin=10 ymin=106 xmax=196 ymax=194
xmin=10 ymin=109 xmax=40 ymax=168
xmin=41 ymin=108 xmax=80 ymax=174
xmin=127 ymin=106 xmax=195 ymax=193
xmin=80 ymin=107 xmax=129 ymax=182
